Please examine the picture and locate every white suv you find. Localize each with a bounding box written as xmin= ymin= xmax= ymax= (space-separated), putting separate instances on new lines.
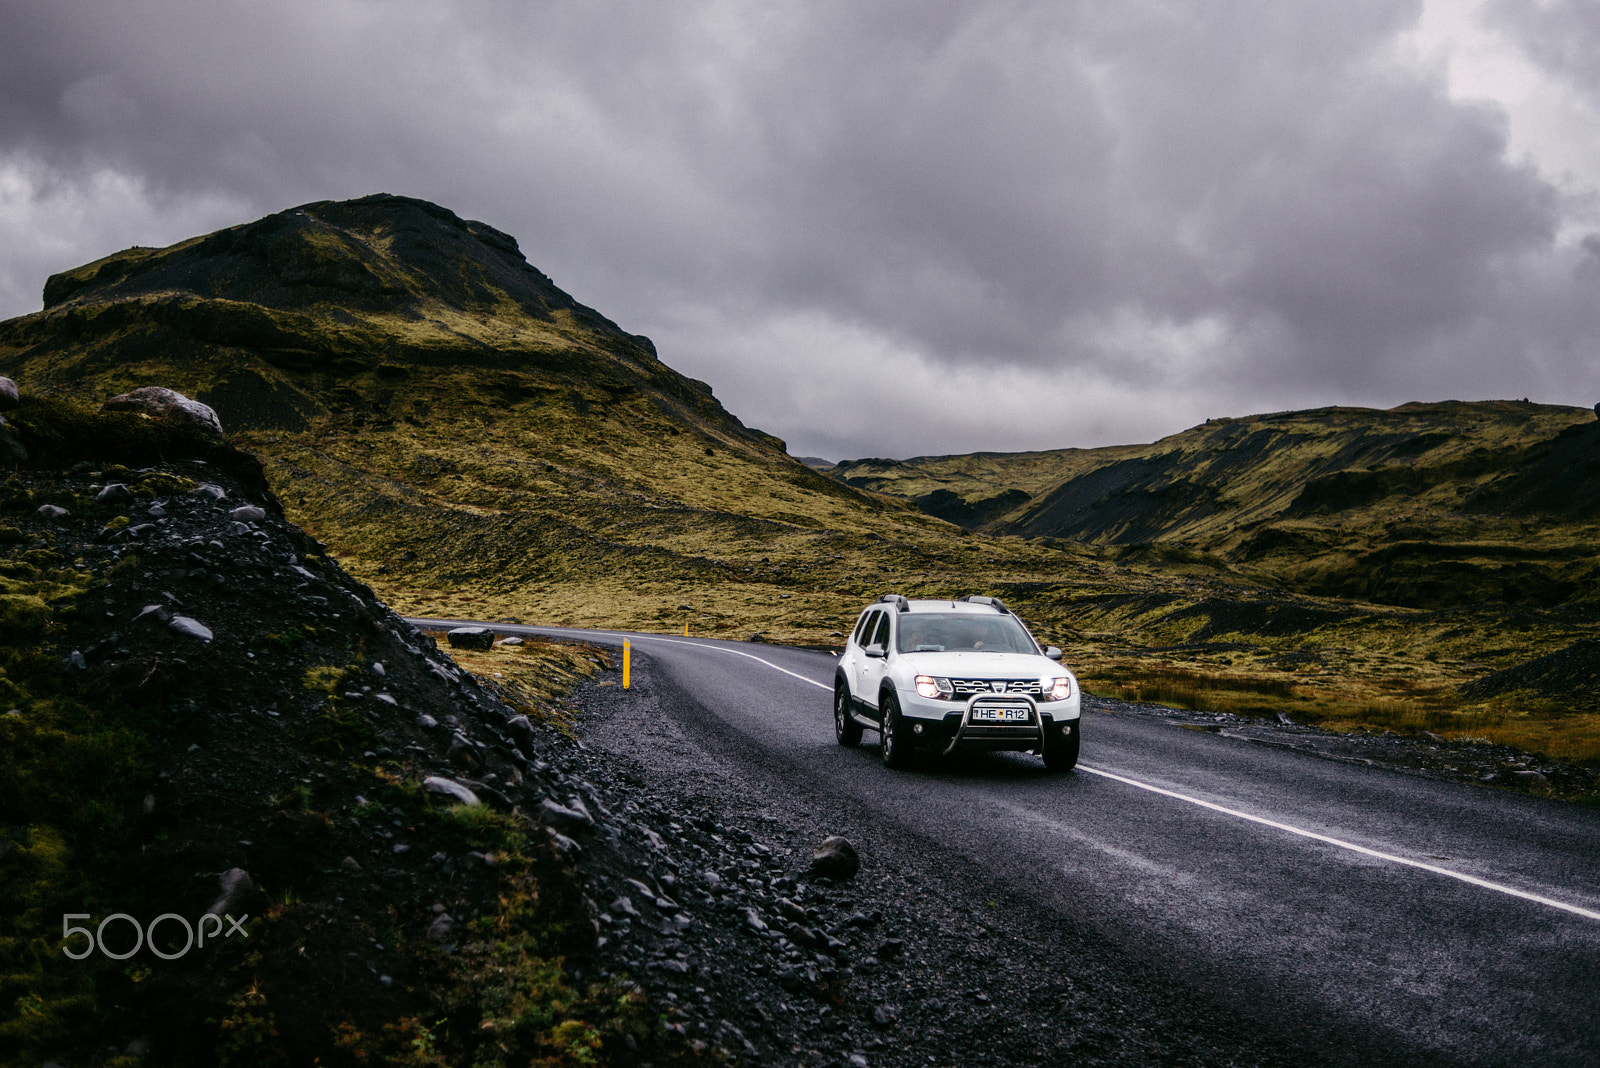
xmin=833 ymin=595 xmax=1081 ymax=770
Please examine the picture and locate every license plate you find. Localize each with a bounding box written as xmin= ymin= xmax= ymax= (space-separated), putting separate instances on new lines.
xmin=972 ymin=707 xmax=1030 ymax=722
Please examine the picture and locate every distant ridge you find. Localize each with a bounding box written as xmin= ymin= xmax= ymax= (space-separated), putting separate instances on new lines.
xmin=831 ymin=400 xmax=1600 ymax=610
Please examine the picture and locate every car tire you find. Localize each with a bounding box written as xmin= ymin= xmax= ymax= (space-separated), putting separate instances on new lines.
xmin=1043 ymin=722 xmax=1081 ymax=772
xmin=880 ymin=692 xmax=912 ymax=769
xmin=835 ymin=680 xmax=863 ymax=747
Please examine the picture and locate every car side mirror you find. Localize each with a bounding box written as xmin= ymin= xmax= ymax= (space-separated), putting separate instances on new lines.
xmin=1044 ymin=646 xmax=1062 ymax=661
xmin=864 ymin=643 xmax=887 ymax=659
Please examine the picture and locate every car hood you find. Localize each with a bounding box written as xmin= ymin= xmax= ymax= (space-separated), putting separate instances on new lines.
xmin=896 ymin=651 xmax=1064 ymax=678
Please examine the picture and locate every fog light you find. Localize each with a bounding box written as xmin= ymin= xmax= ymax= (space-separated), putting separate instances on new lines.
xmin=1062 ymin=724 xmax=1073 ymax=735
xmin=913 ymin=723 xmax=924 ymax=734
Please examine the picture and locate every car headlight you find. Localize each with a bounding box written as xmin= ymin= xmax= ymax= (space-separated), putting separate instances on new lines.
xmin=915 ymin=675 xmax=954 ymax=699
xmin=1040 ymin=675 xmax=1072 ymax=701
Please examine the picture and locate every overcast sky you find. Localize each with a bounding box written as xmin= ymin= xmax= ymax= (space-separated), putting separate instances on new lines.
xmin=4 ymin=0 xmax=1599 ymax=460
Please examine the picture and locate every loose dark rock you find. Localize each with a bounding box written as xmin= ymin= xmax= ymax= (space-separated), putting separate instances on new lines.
xmin=205 ymin=867 xmax=256 ymax=917
xmin=810 ymin=835 xmax=861 ymax=880
xmin=169 ymin=616 xmax=214 ymax=641
xmin=0 ymin=420 xmax=23 ymax=463
xmin=540 ymin=797 xmax=595 ymax=832
xmin=422 ymin=775 xmax=480 ymax=806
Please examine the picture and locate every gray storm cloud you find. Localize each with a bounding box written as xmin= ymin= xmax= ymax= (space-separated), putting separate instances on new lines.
xmin=2 ymin=0 xmax=1596 ymax=458
xmin=1487 ymin=0 xmax=1600 ymax=90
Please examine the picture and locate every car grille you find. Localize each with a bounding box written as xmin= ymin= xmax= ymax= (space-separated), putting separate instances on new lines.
xmin=950 ymin=678 xmax=1042 ymax=696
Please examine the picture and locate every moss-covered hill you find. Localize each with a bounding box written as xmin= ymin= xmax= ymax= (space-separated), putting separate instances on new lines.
xmin=2 ymin=195 xmax=1598 ymax=771
xmin=0 ymin=194 xmax=972 ymax=637
xmin=833 ymin=401 xmax=1600 ymax=612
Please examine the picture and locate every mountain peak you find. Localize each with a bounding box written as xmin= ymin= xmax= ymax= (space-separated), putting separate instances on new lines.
xmin=42 ymin=193 xmax=625 ymax=337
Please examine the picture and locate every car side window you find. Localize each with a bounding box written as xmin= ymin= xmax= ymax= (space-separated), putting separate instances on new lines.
xmin=869 ymin=612 xmax=891 ymax=649
xmin=852 ymin=610 xmax=876 ymax=646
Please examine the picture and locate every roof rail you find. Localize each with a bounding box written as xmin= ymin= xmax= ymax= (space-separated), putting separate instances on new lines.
xmin=956 ymin=594 xmax=1010 ymax=614
xmin=877 ymin=593 xmax=910 ymax=612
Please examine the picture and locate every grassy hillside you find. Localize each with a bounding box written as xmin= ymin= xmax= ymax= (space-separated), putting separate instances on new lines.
xmin=3 ymin=195 xmax=1598 ymax=773
xmin=834 ymin=402 xmax=1600 ymax=612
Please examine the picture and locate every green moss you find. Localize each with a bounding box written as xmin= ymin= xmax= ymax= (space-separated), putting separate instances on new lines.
xmin=0 ymin=826 xmax=98 ymax=1056
xmin=274 ymin=782 xmax=316 ymax=811
xmin=0 ymin=694 xmax=154 ymax=1063
xmin=2 ymin=397 xmax=273 ymax=500
xmin=134 ymin=471 xmax=197 ymax=496
xmin=442 ymin=804 xmax=527 ymax=855
xmin=306 ymin=702 xmax=377 ymax=756
xmin=265 ymin=626 xmax=307 ymax=650
xmin=0 ymin=519 xmax=162 ymax=1067
xmin=6 ymin=396 xmax=219 ymax=464
xmin=212 ymin=985 xmax=284 ymax=1067
xmin=0 ymin=594 xmax=50 ymax=642
xmin=300 ymin=664 xmax=350 ymax=693
xmin=20 ymin=548 xmax=66 ymax=571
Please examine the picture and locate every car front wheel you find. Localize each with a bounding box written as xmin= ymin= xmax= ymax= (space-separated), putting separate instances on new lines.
xmin=1043 ymin=722 xmax=1081 ymax=772
xmin=835 ymin=681 xmax=863 ymax=747
xmin=880 ymin=692 xmax=912 ymax=769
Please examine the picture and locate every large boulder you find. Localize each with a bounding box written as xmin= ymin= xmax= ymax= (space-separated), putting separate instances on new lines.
xmin=101 ymin=386 xmax=223 ymax=437
xmin=446 ymin=626 xmax=496 ymax=650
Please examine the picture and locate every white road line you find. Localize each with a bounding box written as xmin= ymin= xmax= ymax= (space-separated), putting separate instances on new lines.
xmin=622 ymin=633 xmax=832 ymax=690
xmin=1079 ymin=764 xmax=1600 ymax=923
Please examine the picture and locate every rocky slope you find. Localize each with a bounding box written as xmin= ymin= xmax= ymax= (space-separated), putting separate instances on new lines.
xmin=0 ymin=394 xmax=733 ymax=1066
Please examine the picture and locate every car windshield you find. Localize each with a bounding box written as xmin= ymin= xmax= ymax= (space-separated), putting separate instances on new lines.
xmin=896 ymin=613 xmax=1037 ymax=654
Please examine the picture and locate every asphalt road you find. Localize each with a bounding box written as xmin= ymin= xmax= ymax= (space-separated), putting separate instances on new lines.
xmin=411 ymin=619 xmax=1600 ymax=1065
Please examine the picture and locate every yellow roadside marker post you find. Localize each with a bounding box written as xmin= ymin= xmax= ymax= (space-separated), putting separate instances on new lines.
xmin=623 ymin=640 xmax=631 ymax=689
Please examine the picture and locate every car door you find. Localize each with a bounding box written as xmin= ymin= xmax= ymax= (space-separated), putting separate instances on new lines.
xmin=840 ymin=608 xmax=872 ymax=699
xmin=858 ymin=609 xmax=892 ymax=715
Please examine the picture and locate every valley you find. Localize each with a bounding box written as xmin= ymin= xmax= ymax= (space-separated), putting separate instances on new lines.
xmin=3 ymin=194 xmax=1597 ymax=771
